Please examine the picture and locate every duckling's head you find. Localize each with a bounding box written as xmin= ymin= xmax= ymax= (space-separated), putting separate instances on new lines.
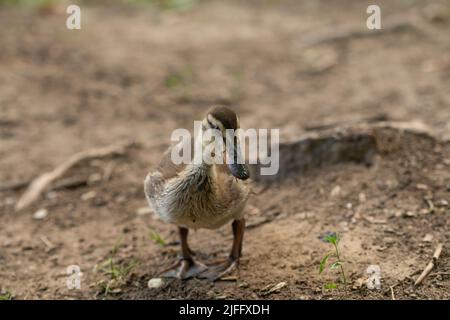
xmin=202 ymin=106 xmax=250 ymax=180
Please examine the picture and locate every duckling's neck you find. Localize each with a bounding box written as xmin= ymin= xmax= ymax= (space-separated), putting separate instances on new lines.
xmin=188 ymin=134 xmax=217 ymax=181
xmin=182 ymin=160 xmax=215 ymax=195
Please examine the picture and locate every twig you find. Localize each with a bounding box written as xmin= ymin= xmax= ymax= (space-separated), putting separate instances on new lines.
xmin=383 ymin=281 xmax=400 ymax=296
xmin=219 ymin=276 xmax=238 ymax=281
xmin=246 ymin=217 xmax=277 ymax=229
xmin=40 ymin=235 xmax=54 ymax=247
xmin=390 ymin=286 xmax=396 ymax=300
xmin=15 ymin=141 xmax=135 ymax=211
xmin=300 ymin=14 xmax=423 ymax=48
xmin=414 ymin=243 xmax=443 ymax=286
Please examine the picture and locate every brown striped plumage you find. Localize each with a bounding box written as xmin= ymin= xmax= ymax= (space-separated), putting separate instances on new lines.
xmin=144 ymin=107 xmax=250 ymax=280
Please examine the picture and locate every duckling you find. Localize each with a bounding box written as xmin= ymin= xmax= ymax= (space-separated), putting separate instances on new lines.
xmin=144 ymin=106 xmax=250 ymax=281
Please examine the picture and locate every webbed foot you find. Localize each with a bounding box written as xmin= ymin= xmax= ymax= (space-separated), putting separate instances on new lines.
xmin=160 ymin=258 xmax=208 ymax=280
xmin=200 ymin=257 xmax=239 ymax=281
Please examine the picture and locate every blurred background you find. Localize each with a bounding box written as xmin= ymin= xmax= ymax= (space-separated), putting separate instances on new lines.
xmin=0 ymin=0 xmax=449 ymax=300
xmin=1 ymin=0 xmax=449 ymax=177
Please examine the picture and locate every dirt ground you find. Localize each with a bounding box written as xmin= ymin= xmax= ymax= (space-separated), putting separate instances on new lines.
xmin=0 ymin=0 xmax=449 ymax=300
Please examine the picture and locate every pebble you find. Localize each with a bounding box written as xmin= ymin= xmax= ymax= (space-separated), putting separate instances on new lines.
xmin=358 ymin=193 xmax=366 ymax=203
xmin=45 ymin=192 xmax=58 ymax=200
xmin=136 ymin=207 xmax=152 ymax=216
xmin=416 ymin=183 xmax=429 ymax=190
xmin=394 ymin=209 xmax=404 ymax=218
xmin=206 ymin=290 xmax=216 ymax=297
xmin=33 ymin=208 xmax=48 ymax=220
xmin=422 ymin=234 xmax=433 ymax=242
xmin=353 ymin=277 xmax=366 ymax=289
xmin=81 ymin=191 xmax=96 ymax=201
xmin=404 ymin=211 xmax=416 ymax=218
xmin=147 ymin=278 xmax=164 ymax=289
xmin=265 ymin=281 xmax=287 ymax=294
xmin=364 ymin=216 xmax=387 ymax=224
xmin=339 ymin=221 xmax=349 ymax=231
xmin=436 ymin=199 xmax=448 ymax=207
xmin=115 ymin=195 xmax=127 ymax=204
xmin=88 ymin=173 xmax=102 ymax=184
xmin=330 ymin=186 xmax=341 ymax=197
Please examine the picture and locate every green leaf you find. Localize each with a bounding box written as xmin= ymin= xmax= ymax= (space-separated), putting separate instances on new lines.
xmin=325 ymin=234 xmax=337 ymax=245
xmin=149 ymin=228 xmax=166 ymax=247
xmin=324 ymin=283 xmax=337 ymax=290
xmin=165 ymin=73 xmax=185 ymax=88
xmin=111 ymin=236 xmax=124 ymax=256
xmin=0 ymin=291 xmax=13 ymax=300
xmin=330 ymin=261 xmax=342 ymax=270
xmin=319 ymin=254 xmax=330 ymax=274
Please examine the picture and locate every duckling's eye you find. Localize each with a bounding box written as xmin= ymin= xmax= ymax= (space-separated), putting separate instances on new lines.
xmin=207 ymin=120 xmax=219 ymax=130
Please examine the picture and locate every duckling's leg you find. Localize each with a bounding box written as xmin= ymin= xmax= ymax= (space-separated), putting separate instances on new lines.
xmin=202 ymin=218 xmax=245 ymax=281
xmin=160 ymin=227 xmax=207 ymax=279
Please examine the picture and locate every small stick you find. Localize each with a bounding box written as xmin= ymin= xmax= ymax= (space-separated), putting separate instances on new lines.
xmin=299 ymin=11 xmax=443 ymax=49
xmin=300 ymin=16 xmax=414 ymax=47
xmin=414 ymin=243 xmax=443 ymax=286
xmin=246 ymin=218 xmax=275 ymax=229
xmin=40 ymin=235 xmax=55 ymax=250
xmin=219 ymin=276 xmax=238 ymax=281
xmin=390 ymin=286 xmax=396 ymax=300
xmin=15 ymin=141 xmax=135 ymax=211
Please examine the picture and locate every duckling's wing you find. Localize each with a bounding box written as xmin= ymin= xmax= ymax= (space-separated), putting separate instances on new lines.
xmin=145 ymin=137 xmax=195 ymax=197
xmin=155 ymin=137 xmax=195 ymax=180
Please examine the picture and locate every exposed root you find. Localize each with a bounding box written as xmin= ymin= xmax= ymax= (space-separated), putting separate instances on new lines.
xmin=299 ymin=12 xmax=439 ymax=48
xmin=15 ymin=141 xmax=136 ymax=211
xmin=414 ymin=243 xmax=444 ymax=286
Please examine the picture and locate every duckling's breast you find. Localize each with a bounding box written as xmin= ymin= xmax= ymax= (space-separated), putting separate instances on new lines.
xmin=145 ymin=165 xmax=248 ymax=230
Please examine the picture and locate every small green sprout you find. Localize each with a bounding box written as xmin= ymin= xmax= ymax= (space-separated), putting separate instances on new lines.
xmin=149 ymin=228 xmax=166 ymax=247
xmin=94 ymin=236 xmax=139 ymax=297
xmin=164 ymin=66 xmax=192 ymax=89
xmin=319 ymin=233 xmax=347 ymax=291
xmin=0 ymin=291 xmax=13 ymax=300
xmin=151 ymin=0 xmax=199 ymax=11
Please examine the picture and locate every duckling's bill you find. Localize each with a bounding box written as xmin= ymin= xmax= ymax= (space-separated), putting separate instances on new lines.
xmin=226 ymin=135 xmax=250 ymax=180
